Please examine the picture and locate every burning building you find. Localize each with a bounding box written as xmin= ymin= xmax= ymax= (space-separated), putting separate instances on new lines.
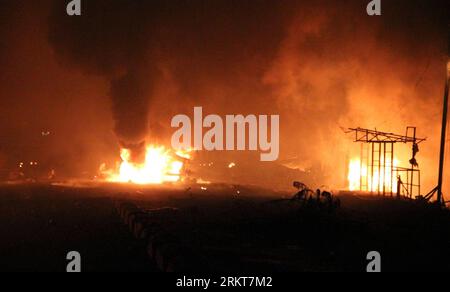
xmin=345 ymin=127 xmax=426 ymax=198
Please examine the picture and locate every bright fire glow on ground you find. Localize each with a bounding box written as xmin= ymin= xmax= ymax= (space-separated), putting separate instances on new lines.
xmin=348 ymin=157 xmax=400 ymax=193
xmin=101 ymin=145 xmax=190 ymax=185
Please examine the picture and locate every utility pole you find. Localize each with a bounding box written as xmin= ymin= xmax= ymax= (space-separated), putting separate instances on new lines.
xmin=436 ymin=29 xmax=450 ymax=205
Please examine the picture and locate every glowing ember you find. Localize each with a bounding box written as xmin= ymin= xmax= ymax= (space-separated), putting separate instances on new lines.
xmin=197 ymin=178 xmax=211 ymax=184
xmin=102 ymin=145 xmax=189 ymax=185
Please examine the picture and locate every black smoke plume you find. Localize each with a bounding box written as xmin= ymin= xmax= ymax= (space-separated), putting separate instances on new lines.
xmin=47 ymin=0 xmax=293 ymax=162
xmin=48 ymin=0 xmax=159 ymax=161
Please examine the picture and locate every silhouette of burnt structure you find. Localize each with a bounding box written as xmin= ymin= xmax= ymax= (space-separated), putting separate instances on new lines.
xmin=346 ymin=127 xmax=426 ymax=197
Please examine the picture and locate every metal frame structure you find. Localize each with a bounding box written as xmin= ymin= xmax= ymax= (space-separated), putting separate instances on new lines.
xmin=346 ymin=127 xmax=426 ymax=197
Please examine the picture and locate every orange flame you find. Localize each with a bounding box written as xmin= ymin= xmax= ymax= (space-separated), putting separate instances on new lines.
xmin=102 ymin=145 xmax=189 ymax=185
xmin=348 ymin=157 xmax=400 ymax=193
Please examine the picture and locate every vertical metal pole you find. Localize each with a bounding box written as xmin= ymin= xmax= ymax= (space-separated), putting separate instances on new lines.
xmin=371 ymin=143 xmax=375 ymax=193
xmin=407 ymin=171 xmax=409 ymax=197
xmin=383 ymin=143 xmax=386 ymax=196
xmin=367 ymin=144 xmax=370 ymax=191
xmin=391 ymin=143 xmax=394 ymax=196
xmin=378 ymin=143 xmax=382 ymax=196
xmin=411 ymin=128 xmax=416 ymax=197
xmin=418 ymin=171 xmax=421 ymax=198
xmin=360 ymin=143 xmax=363 ymax=192
xmin=437 ymin=58 xmax=450 ymax=205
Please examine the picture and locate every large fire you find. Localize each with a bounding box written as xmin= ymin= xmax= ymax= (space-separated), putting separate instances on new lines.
xmin=100 ymin=145 xmax=190 ymax=185
xmin=348 ymin=157 xmax=400 ymax=193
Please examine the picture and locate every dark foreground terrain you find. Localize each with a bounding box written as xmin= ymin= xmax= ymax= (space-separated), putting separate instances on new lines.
xmin=0 ymin=182 xmax=449 ymax=272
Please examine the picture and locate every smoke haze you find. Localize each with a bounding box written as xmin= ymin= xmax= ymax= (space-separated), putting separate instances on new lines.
xmin=0 ymin=0 xmax=447 ymax=190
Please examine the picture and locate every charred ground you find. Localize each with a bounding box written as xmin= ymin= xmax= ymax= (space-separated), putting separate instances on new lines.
xmin=0 ymin=183 xmax=449 ymax=272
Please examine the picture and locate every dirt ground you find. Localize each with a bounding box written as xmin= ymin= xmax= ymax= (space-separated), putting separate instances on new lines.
xmin=0 ymin=183 xmax=154 ymax=272
xmin=0 ymin=182 xmax=449 ymax=272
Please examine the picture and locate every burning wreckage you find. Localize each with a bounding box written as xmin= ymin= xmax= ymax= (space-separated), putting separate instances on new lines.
xmin=99 ymin=145 xmax=191 ymax=185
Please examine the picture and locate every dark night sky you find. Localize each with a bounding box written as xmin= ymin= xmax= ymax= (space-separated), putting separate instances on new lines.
xmin=0 ymin=0 xmax=448 ymax=188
